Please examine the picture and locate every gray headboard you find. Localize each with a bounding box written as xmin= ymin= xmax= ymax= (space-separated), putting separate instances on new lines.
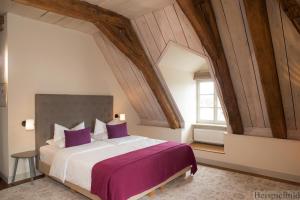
xmin=35 ymin=94 xmax=113 ymax=153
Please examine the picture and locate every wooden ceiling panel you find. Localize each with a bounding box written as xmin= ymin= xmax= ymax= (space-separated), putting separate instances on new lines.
xmin=243 ymin=0 xmax=287 ymax=139
xmin=177 ymin=0 xmax=244 ymax=134
xmin=39 ymin=12 xmax=64 ymax=24
xmin=281 ymin=0 xmax=300 ymax=34
xmin=88 ymin=0 xmax=175 ymax=19
xmin=4 ymin=0 xmax=300 ymax=139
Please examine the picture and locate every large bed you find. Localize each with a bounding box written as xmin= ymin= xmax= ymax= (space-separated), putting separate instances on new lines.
xmin=35 ymin=94 xmax=197 ymax=200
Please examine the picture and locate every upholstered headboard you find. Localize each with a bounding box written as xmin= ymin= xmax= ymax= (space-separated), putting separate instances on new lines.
xmin=35 ymin=94 xmax=113 ymax=153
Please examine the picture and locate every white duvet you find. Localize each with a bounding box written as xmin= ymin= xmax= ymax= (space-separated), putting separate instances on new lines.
xmin=49 ymin=136 xmax=164 ymax=190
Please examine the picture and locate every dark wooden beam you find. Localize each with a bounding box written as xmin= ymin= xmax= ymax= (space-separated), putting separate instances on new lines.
xmin=281 ymin=0 xmax=300 ymax=34
xmin=243 ymin=0 xmax=287 ymax=139
xmin=177 ymin=0 xmax=243 ymax=134
xmin=0 ymin=15 xmax=4 ymax=32
xmin=13 ymin=0 xmax=181 ymax=129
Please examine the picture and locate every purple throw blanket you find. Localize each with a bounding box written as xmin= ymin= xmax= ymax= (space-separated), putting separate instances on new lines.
xmin=91 ymin=142 xmax=197 ymax=200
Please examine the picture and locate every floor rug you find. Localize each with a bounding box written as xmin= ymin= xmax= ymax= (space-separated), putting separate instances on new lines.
xmin=0 ymin=165 xmax=299 ymax=200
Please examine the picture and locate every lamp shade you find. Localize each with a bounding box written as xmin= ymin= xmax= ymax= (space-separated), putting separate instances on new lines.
xmin=119 ymin=114 xmax=126 ymax=121
xmin=25 ymin=119 xmax=35 ymax=130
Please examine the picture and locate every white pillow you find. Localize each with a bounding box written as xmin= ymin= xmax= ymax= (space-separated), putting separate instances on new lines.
xmin=53 ymin=122 xmax=85 ymax=148
xmin=93 ymin=119 xmax=108 ymax=140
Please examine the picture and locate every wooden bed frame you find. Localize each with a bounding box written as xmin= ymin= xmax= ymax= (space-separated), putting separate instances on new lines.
xmin=35 ymin=94 xmax=192 ymax=199
xmin=39 ymin=161 xmax=192 ymax=200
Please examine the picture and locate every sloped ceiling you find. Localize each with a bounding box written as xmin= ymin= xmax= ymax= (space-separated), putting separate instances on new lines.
xmin=2 ymin=0 xmax=300 ymax=140
xmin=0 ymin=0 xmax=175 ymax=19
xmin=157 ymin=42 xmax=209 ymax=73
xmin=84 ymin=0 xmax=175 ymax=18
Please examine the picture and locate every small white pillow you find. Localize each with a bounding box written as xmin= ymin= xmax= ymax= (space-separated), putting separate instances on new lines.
xmin=93 ymin=119 xmax=108 ymax=140
xmin=53 ymin=122 xmax=85 ymax=148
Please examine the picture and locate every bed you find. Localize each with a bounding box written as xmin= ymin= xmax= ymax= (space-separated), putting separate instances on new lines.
xmin=35 ymin=94 xmax=197 ymax=200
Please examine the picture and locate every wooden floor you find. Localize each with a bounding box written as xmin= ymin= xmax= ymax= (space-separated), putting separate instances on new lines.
xmin=190 ymin=142 xmax=225 ymax=154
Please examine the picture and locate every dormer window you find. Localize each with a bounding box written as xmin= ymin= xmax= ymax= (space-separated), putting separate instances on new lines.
xmin=196 ymin=79 xmax=225 ymax=124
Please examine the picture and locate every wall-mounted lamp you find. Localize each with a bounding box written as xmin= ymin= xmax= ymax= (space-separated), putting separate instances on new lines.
xmin=119 ymin=114 xmax=126 ymax=121
xmin=114 ymin=113 xmax=126 ymax=121
xmin=21 ymin=119 xmax=35 ymax=131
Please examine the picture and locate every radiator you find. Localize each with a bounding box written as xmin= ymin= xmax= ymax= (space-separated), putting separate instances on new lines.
xmin=193 ymin=128 xmax=225 ymax=145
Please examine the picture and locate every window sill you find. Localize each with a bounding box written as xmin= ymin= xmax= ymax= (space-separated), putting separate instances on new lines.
xmin=190 ymin=142 xmax=225 ymax=154
xmin=192 ymin=123 xmax=227 ymax=131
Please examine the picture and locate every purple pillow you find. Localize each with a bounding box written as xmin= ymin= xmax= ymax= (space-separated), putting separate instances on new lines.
xmin=106 ymin=123 xmax=128 ymax=139
xmin=64 ymin=128 xmax=91 ymax=148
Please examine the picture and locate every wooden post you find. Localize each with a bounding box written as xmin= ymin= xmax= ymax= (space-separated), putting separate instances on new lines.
xmin=243 ymin=0 xmax=287 ymax=139
xmin=177 ymin=0 xmax=244 ymax=134
xmin=0 ymin=15 xmax=4 ymax=32
xmin=13 ymin=0 xmax=182 ymax=128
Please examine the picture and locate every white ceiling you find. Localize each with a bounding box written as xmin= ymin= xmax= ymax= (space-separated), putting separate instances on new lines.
xmin=1 ymin=0 xmax=175 ymax=19
xmin=158 ymin=42 xmax=209 ymax=73
xmin=85 ymin=0 xmax=175 ymax=18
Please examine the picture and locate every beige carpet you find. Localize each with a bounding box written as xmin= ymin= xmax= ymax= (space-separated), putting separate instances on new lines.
xmin=0 ymin=165 xmax=299 ymax=200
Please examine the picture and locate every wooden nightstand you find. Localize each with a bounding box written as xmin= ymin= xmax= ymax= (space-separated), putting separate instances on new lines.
xmin=11 ymin=151 xmax=37 ymax=183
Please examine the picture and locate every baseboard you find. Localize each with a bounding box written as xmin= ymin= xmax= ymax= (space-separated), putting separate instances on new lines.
xmin=0 ymin=171 xmax=8 ymax=183
xmin=2 ymin=171 xmax=42 ymax=184
xmin=197 ymin=157 xmax=300 ymax=184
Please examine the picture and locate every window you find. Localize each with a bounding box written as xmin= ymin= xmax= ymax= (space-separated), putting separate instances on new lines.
xmin=197 ymin=80 xmax=225 ymax=124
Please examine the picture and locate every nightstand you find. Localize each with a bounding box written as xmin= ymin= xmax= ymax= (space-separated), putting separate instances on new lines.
xmin=11 ymin=151 xmax=37 ymax=183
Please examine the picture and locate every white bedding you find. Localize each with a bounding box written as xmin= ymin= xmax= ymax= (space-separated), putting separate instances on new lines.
xmin=40 ymin=145 xmax=61 ymax=165
xmin=47 ymin=136 xmax=165 ymax=191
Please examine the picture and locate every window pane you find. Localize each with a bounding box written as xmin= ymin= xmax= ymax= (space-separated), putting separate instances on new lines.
xmin=199 ymin=108 xmax=214 ymax=121
xmin=199 ymin=95 xmax=214 ymax=107
xmin=217 ymin=97 xmax=221 ymax=108
xmin=199 ymin=81 xmax=214 ymax=94
xmin=217 ymin=108 xmax=225 ymax=122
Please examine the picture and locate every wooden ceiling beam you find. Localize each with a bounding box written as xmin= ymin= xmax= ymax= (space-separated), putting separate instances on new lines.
xmin=13 ymin=0 xmax=127 ymax=26
xmin=0 ymin=15 xmax=4 ymax=32
xmin=13 ymin=0 xmax=182 ymax=129
xmin=177 ymin=0 xmax=243 ymax=134
xmin=243 ymin=0 xmax=287 ymax=139
xmin=281 ymin=0 xmax=300 ymax=34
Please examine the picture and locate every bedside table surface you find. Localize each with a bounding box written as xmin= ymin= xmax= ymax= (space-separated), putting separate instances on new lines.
xmin=11 ymin=151 xmax=37 ymax=158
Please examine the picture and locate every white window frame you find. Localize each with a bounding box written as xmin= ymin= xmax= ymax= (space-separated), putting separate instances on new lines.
xmin=196 ymin=79 xmax=225 ymax=125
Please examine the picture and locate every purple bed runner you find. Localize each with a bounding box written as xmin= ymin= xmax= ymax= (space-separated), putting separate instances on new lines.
xmin=91 ymin=141 xmax=197 ymax=200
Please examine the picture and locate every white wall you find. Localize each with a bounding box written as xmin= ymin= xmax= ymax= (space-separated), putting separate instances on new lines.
xmin=134 ymin=125 xmax=182 ymax=142
xmin=159 ymin=67 xmax=196 ymax=144
xmin=3 ymin=13 xmax=139 ymax=181
xmin=0 ymin=15 xmax=9 ymax=179
xmin=195 ymin=134 xmax=300 ymax=183
xmin=135 ymin=66 xmax=196 ymax=144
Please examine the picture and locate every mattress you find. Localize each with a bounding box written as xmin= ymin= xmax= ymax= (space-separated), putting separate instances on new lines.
xmin=49 ymin=136 xmax=165 ymax=190
xmin=40 ymin=145 xmax=61 ymax=165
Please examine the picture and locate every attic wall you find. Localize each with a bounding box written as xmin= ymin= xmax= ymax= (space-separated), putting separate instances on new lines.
xmin=211 ymin=0 xmax=300 ymax=139
xmin=130 ymin=0 xmax=300 ymax=139
xmin=6 ymin=1 xmax=300 ymax=139
xmin=130 ymin=3 xmax=230 ymax=129
xmin=94 ymin=1 xmax=229 ymax=129
xmin=212 ymin=0 xmax=270 ymax=132
xmin=5 ymin=2 xmax=176 ymax=127
xmin=2 ymin=13 xmax=141 ymax=181
xmin=93 ymin=31 xmax=169 ymax=126
xmin=93 ymin=3 xmax=228 ymax=134
xmin=267 ymin=0 xmax=300 ymax=138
